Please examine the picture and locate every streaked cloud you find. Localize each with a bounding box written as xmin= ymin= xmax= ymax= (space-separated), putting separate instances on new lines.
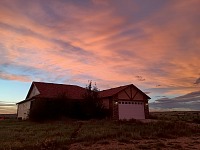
xmin=0 ymin=0 xmax=200 ymax=112
xmin=194 ymin=77 xmax=200 ymax=85
xmin=0 ymin=71 xmax=30 ymax=82
xmin=150 ymin=91 xmax=200 ymax=111
xmin=0 ymin=101 xmax=17 ymax=114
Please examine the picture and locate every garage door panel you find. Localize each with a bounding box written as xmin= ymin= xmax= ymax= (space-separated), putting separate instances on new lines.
xmin=118 ymin=101 xmax=145 ymax=120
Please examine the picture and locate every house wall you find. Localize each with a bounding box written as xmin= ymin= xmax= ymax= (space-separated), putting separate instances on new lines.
xmin=144 ymin=99 xmax=149 ymax=118
xmin=117 ymin=87 xmax=147 ymax=101
xmin=118 ymin=88 xmax=130 ymax=99
xmin=134 ymin=93 xmax=144 ymax=100
xmin=17 ymin=100 xmax=32 ymax=120
xmin=118 ymin=86 xmax=145 ymax=100
xmin=102 ymin=98 xmax=110 ymax=109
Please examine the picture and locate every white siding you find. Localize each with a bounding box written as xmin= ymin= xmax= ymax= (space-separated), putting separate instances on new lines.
xmin=17 ymin=101 xmax=32 ymax=120
xmin=17 ymin=84 xmax=39 ymax=120
xmin=28 ymin=85 xmax=39 ymax=98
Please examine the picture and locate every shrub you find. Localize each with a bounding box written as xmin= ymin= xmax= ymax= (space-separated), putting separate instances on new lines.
xmin=193 ymin=118 xmax=200 ymax=124
xmin=148 ymin=114 xmax=158 ymax=119
xmin=28 ymin=98 xmax=67 ymax=121
xmin=81 ymin=81 xmax=108 ymax=119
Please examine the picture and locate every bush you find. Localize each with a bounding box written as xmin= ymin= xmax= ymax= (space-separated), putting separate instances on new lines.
xmin=28 ymin=98 xmax=66 ymax=121
xmin=148 ymin=114 xmax=158 ymax=119
xmin=82 ymin=81 xmax=108 ymax=119
xmin=193 ymin=118 xmax=200 ymax=124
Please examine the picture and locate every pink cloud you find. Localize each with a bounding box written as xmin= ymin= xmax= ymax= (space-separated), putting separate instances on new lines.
xmin=0 ymin=0 xmax=200 ymax=103
xmin=0 ymin=71 xmax=30 ymax=82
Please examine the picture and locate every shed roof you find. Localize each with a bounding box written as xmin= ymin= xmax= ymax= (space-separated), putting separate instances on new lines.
xmin=32 ymin=82 xmax=86 ymax=100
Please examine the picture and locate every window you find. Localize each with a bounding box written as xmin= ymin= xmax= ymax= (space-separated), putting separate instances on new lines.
xmin=118 ymin=102 xmax=121 ymax=104
xmin=122 ymin=102 xmax=124 ymax=104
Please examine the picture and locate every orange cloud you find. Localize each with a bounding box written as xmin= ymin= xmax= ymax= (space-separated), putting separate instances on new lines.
xmin=0 ymin=0 xmax=200 ymax=102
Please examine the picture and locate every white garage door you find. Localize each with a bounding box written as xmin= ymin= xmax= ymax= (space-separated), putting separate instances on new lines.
xmin=118 ymin=101 xmax=145 ymax=120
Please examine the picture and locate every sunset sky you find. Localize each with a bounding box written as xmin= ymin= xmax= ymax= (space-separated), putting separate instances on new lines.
xmin=0 ymin=0 xmax=200 ymax=114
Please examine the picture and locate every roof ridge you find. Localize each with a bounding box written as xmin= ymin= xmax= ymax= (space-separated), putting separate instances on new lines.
xmin=100 ymin=84 xmax=131 ymax=92
xmin=33 ymin=81 xmax=85 ymax=89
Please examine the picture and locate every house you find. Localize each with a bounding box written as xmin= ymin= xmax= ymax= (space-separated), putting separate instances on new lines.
xmin=100 ymin=84 xmax=150 ymax=120
xmin=17 ymin=82 xmax=150 ymax=120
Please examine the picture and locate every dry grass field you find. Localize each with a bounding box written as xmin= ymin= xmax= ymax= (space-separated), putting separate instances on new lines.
xmin=150 ymin=111 xmax=200 ymax=123
xmin=0 ymin=111 xmax=200 ymax=149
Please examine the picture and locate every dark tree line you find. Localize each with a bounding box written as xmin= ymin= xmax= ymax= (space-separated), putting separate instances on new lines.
xmin=29 ymin=82 xmax=109 ymax=121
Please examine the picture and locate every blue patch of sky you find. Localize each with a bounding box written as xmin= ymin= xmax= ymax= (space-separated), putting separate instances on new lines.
xmin=0 ymin=63 xmax=71 ymax=83
xmin=0 ymin=63 xmax=43 ymax=77
xmin=0 ymin=79 xmax=30 ymax=103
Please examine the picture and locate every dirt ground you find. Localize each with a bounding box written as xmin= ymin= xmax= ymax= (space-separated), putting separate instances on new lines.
xmin=69 ymin=136 xmax=200 ymax=150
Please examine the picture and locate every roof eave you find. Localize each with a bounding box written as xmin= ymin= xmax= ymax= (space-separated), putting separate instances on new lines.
xmin=16 ymin=97 xmax=35 ymax=104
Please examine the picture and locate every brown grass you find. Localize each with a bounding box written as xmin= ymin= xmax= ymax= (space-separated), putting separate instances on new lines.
xmin=0 ymin=114 xmax=200 ymax=149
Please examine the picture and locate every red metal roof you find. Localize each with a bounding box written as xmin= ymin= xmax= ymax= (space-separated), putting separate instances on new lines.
xmin=33 ymin=82 xmax=86 ymax=100
xmin=99 ymin=84 xmax=151 ymax=99
xmin=17 ymin=82 xmax=150 ymax=104
xmin=99 ymin=85 xmax=129 ymax=98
